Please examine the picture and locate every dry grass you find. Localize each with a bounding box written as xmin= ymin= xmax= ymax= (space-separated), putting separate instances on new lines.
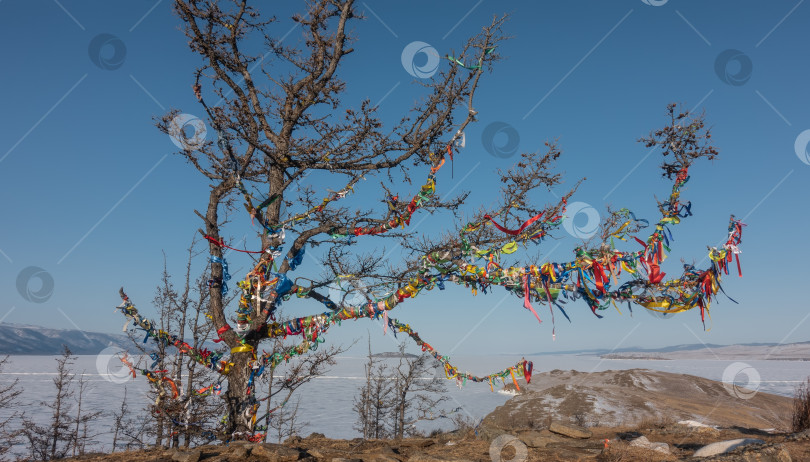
xmin=630 ymin=414 xmax=676 ymax=432
xmin=793 ymin=377 xmax=810 ymax=433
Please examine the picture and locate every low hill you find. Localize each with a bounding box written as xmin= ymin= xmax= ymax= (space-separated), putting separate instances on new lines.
xmin=482 ymin=368 xmax=791 ymax=431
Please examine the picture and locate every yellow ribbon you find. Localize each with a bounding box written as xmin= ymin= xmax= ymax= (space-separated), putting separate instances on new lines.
xmin=231 ymin=345 xmax=254 ymax=354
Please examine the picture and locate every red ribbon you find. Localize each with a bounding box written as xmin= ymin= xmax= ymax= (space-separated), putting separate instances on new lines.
xmin=204 ymin=235 xmax=264 ymax=254
xmin=213 ymin=324 xmax=231 ymax=343
xmin=648 ymin=264 xmax=665 ymax=284
xmin=523 ymin=360 xmax=533 ymax=384
xmin=485 ymin=212 xmax=544 ymax=236
xmin=591 ymin=262 xmax=609 ymax=293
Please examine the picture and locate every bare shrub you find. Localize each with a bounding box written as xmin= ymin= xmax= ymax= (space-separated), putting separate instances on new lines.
xmin=792 ymin=376 xmax=810 ymax=433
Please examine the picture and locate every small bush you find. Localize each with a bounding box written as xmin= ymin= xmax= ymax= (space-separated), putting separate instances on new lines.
xmin=792 ymin=377 xmax=810 ymax=433
xmin=634 ymin=414 xmax=675 ymax=431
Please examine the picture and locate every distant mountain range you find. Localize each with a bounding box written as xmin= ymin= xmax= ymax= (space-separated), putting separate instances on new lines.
xmin=1 ymin=322 xmax=807 ymax=359
xmin=528 ymin=340 xmax=810 ymax=360
xmin=0 ymin=323 xmax=132 ymax=355
xmin=599 ymin=341 xmax=810 ymax=360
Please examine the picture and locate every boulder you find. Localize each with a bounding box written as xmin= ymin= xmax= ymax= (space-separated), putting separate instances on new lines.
xmin=252 ymin=443 xmax=302 ymax=461
xmin=171 ymin=450 xmax=201 ymax=462
xmin=700 ymin=443 xmax=791 ymax=462
xmin=362 ymin=455 xmax=400 ymax=462
xmin=693 ymin=438 xmax=765 ymax=458
xmin=228 ymin=444 xmax=251 ymax=459
xmin=787 ymin=428 xmax=810 ymax=441
xmin=628 ymin=435 xmax=670 ymax=454
xmin=307 ymin=448 xmax=326 ymax=459
xmin=407 ymin=452 xmax=472 ymax=462
xmin=361 ymin=446 xmax=400 ymax=462
xmin=474 ymin=424 xmax=505 ymax=441
xmin=517 ymin=430 xmax=563 ymax=448
xmin=548 ymin=421 xmax=592 ymax=439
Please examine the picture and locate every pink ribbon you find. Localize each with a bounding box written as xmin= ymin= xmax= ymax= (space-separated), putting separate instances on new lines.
xmin=523 ymin=274 xmax=542 ymax=324
xmin=378 ymin=301 xmax=388 ymax=335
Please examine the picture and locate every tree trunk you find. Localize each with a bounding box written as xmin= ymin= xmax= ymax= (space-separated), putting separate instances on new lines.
xmin=224 ymin=351 xmax=253 ymax=435
xmin=183 ymin=367 xmax=194 ymax=447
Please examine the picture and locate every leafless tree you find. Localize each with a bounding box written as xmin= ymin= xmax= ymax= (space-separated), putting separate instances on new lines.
xmin=354 ymin=342 xmax=448 ymax=440
xmin=0 ymin=355 xmax=23 ymax=458
xmin=354 ymin=339 xmax=395 ymax=439
xmin=265 ymin=397 xmax=303 ymax=443
xmin=120 ymin=241 xmax=226 ymax=448
xmin=254 ymin=337 xmax=346 ymax=443
xmin=390 ymin=345 xmax=448 ymax=439
xmin=117 ymin=0 xmax=736 ymax=440
xmin=112 ymin=405 xmax=153 ymax=452
xmin=22 ymin=346 xmax=84 ymax=460
xmin=111 ymin=386 xmax=131 ymax=452
xmin=70 ymin=372 xmax=102 ymax=456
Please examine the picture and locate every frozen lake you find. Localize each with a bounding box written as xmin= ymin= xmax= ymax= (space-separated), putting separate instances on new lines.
xmin=2 ymin=353 xmax=808 ymax=456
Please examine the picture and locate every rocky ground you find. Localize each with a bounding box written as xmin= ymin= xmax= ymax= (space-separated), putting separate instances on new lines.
xmin=55 ymin=425 xmax=810 ymax=462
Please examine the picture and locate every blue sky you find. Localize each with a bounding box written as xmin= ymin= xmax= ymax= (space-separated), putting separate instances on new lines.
xmin=1 ymin=0 xmax=809 ymax=358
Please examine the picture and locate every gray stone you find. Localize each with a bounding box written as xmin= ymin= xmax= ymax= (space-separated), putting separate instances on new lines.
xmin=517 ymin=430 xmax=563 ymax=448
xmin=307 ymin=448 xmax=326 ymax=459
xmin=361 ymin=447 xmax=400 ymax=462
xmin=332 ymin=459 xmax=363 ymax=462
xmin=548 ymin=421 xmax=592 ymax=439
xmin=362 ymin=455 xmax=400 ymax=462
xmin=788 ymin=428 xmax=810 ymax=441
xmin=474 ymin=424 xmax=504 ymax=441
xmin=693 ymin=438 xmax=765 ymax=458
xmin=252 ymin=443 xmax=302 ymax=461
xmin=406 ymin=452 xmax=472 ymax=462
xmin=375 ymin=446 xmax=398 ymax=455
xmin=701 ymin=443 xmax=791 ymax=462
xmin=228 ymin=444 xmax=251 ymax=459
xmin=628 ymin=435 xmax=670 ymax=454
xmin=171 ymin=450 xmax=201 ymax=462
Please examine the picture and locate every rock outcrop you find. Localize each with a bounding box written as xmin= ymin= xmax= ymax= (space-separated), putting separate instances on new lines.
xmin=482 ymin=369 xmax=791 ymax=430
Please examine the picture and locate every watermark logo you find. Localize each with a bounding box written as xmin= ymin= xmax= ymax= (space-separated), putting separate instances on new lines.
xmin=96 ymin=346 xmax=136 ymax=384
xmin=722 ymin=361 xmax=760 ymax=399
xmin=168 ymin=114 xmax=207 ymax=151
xmin=641 ymin=0 xmax=668 ymax=6
xmin=88 ymin=33 xmax=127 ymax=70
xmin=16 ymin=266 xmax=54 ymax=303
xmin=481 ymin=122 xmax=520 ymax=158
xmin=489 ymin=434 xmax=528 ymax=462
xmin=401 ymin=41 xmax=440 ymax=79
xmin=562 ymin=202 xmax=600 ymax=239
xmin=714 ymin=49 xmax=753 ymax=86
xmin=794 ymin=129 xmax=810 ymax=165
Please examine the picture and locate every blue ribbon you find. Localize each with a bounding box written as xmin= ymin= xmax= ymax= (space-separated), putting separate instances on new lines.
xmin=287 ymin=246 xmax=305 ymax=271
xmin=209 ymin=256 xmax=231 ymax=295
